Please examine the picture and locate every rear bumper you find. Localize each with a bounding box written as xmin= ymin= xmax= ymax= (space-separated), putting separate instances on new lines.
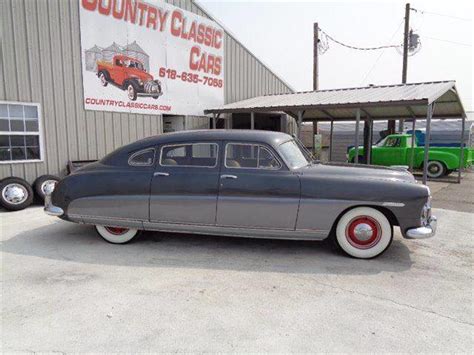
xmin=44 ymin=194 xmax=64 ymax=217
xmin=405 ymin=216 xmax=437 ymax=239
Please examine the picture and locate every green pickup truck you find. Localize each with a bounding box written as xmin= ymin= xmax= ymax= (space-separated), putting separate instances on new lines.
xmin=347 ymin=134 xmax=473 ymax=178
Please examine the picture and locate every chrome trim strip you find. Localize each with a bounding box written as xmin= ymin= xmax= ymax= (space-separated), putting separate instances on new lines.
xmin=405 ymin=216 xmax=437 ymax=239
xmin=382 ymin=202 xmax=405 ymax=207
xmin=65 ymin=214 xmax=329 ymax=241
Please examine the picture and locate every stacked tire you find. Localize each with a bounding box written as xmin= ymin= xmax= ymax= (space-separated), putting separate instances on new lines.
xmin=0 ymin=175 xmax=60 ymax=211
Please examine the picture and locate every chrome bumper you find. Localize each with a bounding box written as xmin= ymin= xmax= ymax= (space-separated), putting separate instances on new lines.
xmin=405 ymin=216 xmax=437 ymax=239
xmin=44 ymin=193 xmax=64 ymax=217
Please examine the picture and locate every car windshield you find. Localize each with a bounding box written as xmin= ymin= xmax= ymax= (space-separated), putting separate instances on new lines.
xmin=375 ymin=137 xmax=388 ymax=147
xmin=278 ymin=140 xmax=310 ymax=169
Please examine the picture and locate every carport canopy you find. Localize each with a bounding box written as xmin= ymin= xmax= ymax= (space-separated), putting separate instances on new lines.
xmin=204 ymin=81 xmax=466 ymax=121
xmin=205 ymin=81 xmax=467 ymax=185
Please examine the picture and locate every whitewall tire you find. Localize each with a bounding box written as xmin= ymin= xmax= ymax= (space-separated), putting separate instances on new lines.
xmin=95 ymin=225 xmax=139 ymax=244
xmin=335 ymin=207 xmax=393 ymax=259
xmin=426 ymin=161 xmax=446 ymax=178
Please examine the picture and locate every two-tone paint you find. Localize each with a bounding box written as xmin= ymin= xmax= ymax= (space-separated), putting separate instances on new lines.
xmin=47 ymin=130 xmax=435 ymax=241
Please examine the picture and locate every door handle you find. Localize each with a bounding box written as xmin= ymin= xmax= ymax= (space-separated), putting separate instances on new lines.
xmin=154 ymin=172 xmax=170 ymax=177
xmin=220 ymin=174 xmax=237 ymax=179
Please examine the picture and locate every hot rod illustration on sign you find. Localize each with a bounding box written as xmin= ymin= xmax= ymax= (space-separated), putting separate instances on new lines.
xmin=97 ymin=55 xmax=162 ymax=101
xmin=45 ymin=130 xmax=436 ymax=259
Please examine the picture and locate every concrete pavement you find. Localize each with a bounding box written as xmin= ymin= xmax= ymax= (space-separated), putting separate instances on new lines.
xmin=1 ymin=177 xmax=473 ymax=352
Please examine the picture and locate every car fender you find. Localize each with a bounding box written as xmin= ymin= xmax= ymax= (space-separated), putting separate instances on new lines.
xmin=415 ymin=150 xmax=459 ymax=169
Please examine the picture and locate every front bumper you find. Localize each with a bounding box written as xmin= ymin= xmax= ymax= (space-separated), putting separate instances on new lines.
xmin=405 ymin=216 xmax=437 ymax=239
xmin=44 ymin=193 xmax=64 ymax=217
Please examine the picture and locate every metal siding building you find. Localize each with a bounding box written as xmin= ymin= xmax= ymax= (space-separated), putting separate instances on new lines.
xmin=0 ymin=0 xmax=293 ymax=183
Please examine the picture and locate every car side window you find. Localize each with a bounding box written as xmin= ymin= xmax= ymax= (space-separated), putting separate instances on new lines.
xmin=225 ymin=143 xmax=281 ymax=169
xmin=128 ymin=148 xmax=155 ymax=166
xmin=385 ymin=138 xmax=400 ymax=147
xmin=160 ymin=143 xmax=218 ymax=167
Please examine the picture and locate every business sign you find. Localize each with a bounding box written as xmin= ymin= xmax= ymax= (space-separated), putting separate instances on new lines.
xmin=79 ymin=0 xmax=225 ymax=116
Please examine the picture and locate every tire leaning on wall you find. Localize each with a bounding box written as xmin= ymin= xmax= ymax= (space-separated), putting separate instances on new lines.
xmin=0 ymin=177 xmax=34 ymax=211
xmin=33 ymin=174 xmax=60 ymax=202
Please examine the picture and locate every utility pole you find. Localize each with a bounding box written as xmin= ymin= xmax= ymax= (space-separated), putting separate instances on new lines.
xmin=399 ymin=2 xmax=411 ymax=132
xmin=313 ymin=22 xmax=319 ymax=91
xmin=388 ymin=3 xmax=410 ymax=134
xmin=402 ymin=3 xmax=410 ymax=84
xmin=313 ymin=23 xmax=319 ymax=152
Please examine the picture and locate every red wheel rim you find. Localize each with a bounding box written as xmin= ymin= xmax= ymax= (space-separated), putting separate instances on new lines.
xmin=345 ymin=216 xmax=381 ymax=249
xmin=104 ymin=226 xmax=129 ymax=235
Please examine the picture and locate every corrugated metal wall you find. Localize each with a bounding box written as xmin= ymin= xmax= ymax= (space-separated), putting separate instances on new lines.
xmin=0 ymin=0 xmax=293 ymax=183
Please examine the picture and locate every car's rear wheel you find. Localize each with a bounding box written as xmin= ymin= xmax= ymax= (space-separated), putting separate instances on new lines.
xmin=334 ymin=207 xmax=393 ymax=259
xmin=426 ymin=160 xmax=446 ymax=178
xmin=95 ymin=225 xmax=139 ymax=244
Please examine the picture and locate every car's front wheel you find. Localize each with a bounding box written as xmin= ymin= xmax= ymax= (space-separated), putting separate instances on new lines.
xmin=95 ymin=225 xmax=139 ymax=244
xmin=127 ymin=83 xmax=138 ymax=101
xmin=334 ymin=207 xmax=393 ymax=259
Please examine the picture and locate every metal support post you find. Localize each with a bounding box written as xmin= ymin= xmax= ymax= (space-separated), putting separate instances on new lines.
xmin=458 ymin=115 xmax=466 ymax=183
xmin=354 ymin=109 xmax=361 ymax=163
xmin=422 ymin=104 xmax=433 ymax=185
xmin=297 ymin=111 xmax=303 ymax=139
xmin=409 ymin=119 xmax=416 ymax=172
xmin=329 ymin=120 xmax=334 ymax=162
xmin=250 ymin=112 xmax=255 ymax=130
xmin=367 ymin=119 xmax=373 ymax=164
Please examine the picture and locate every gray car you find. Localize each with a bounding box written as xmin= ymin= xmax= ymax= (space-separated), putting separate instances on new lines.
xmin=45 ymin=130 xmax=436 ymax=259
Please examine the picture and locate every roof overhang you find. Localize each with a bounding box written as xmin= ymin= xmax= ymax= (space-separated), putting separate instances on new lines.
xmin=205 ymin=81 xmax=466 ymax=121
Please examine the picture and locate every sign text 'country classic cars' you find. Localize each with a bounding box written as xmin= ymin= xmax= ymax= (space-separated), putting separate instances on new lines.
xmin=80 ymin=0 xmax=225 ymax=115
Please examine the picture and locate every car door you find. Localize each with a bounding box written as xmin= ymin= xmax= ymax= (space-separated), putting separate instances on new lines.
xmin=216 ymin=142 xmax=300 ymax=230
xmin=111 ymin=57 xmax=126 ymax=86
xmin=372 ymin=137 xmax=404 ymax=166
xmin=149 ymin=141 xmax=220 ymax=225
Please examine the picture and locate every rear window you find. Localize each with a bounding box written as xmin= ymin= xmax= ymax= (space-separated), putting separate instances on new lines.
xmin=128 ymin=148 xmax=155 ymax=166
xmin=160 ymin=143 xmax=218 ymax=167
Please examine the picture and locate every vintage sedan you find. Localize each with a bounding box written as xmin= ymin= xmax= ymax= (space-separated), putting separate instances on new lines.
xmin=45 ymin=130 xmax=436 ymax=259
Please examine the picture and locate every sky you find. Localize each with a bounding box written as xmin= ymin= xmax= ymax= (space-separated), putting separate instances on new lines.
xmin=197 ymin=0 xmax=473 ymax=111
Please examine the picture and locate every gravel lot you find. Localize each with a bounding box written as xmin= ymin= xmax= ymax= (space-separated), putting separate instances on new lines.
xmin=1 ymin=174 xmax=473 ymax=352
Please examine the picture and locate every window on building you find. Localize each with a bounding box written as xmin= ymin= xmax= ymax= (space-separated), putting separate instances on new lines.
xmin=160 ymin=143 xmax=218 ymax=167
xmin=0 ymin=102 xmax=43 ymax=163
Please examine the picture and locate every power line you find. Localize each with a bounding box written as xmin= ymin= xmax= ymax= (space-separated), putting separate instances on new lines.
xmin=318 ymin=27 xmax=402 ymax=51
xmin=360 ymin=20 xmax=405 ymax=85
xmin=424 ymin=36 xmax=472 ymax=47
xmin=413 ymin=9 xmax=472 ymax=22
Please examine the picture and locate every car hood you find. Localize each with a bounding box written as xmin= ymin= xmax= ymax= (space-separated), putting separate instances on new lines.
xmin=298 ymin=162 xmax=417 ymax=183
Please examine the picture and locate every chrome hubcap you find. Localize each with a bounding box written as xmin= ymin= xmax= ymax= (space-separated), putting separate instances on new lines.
xmin=100 ymin=74 xmax=106 ymax=85
xmin=2 ymin=183 xmax=28 ymax=205
xmin=353 ymin=223 xmax=374 ymax=241
xmin=128 ymin=85 xmax=134 ymax=99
